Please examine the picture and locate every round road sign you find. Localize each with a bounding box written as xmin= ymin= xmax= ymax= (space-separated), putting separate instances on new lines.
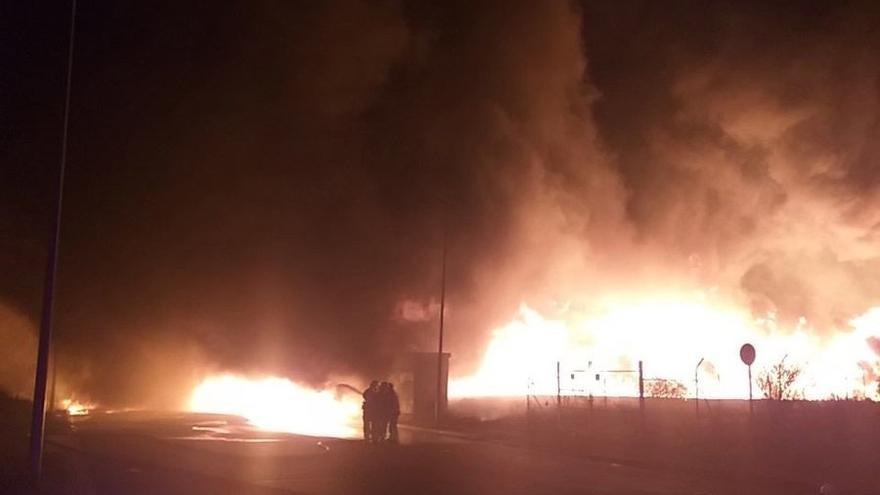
xmin=739 ymin=343 xmax=756 ymax=366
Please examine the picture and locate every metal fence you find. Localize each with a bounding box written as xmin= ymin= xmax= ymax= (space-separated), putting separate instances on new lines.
xmin=524 ymin=360 xmax=698 ymax=415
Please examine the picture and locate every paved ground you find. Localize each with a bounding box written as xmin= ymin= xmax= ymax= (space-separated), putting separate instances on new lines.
xmin=39 ymin=412 xmax=808 ymax=495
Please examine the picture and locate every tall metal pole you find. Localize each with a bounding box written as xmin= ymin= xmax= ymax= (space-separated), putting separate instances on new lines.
xmin=434 ymin=233 xmax=447 ymax=425
xmin=48 ymin=346 xmax=57 ymax=414
xmin=695 ymin=357 xmax=704 ymax=417
xmin=555 ymin=361 xmax=561 ymax=408
xmin=556 ymin=361 xmax=562 ymax=426
xmin=638 ymin=361 xmax=644 ymax=400
xmin=638 ymin=360 xmax=645 ymax=418
xmin=30 ymin=0 xmax=76 ymax=482
xmin=525 ymin=376 xmax=530 ymax=418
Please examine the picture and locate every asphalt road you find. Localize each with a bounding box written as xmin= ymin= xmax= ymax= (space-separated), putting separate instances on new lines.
xmin=42 ymin=412 xmax=804 ymax=495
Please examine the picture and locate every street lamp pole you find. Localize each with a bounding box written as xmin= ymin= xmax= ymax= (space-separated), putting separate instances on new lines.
xmin=29 ymin=0 xmax=76 ymax=482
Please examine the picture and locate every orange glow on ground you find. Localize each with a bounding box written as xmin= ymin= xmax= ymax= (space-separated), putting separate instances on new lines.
xmin=450 ymin=294 xmax=880 ymax=400
xmin=188 ymin=375 xmax=361 ymax=438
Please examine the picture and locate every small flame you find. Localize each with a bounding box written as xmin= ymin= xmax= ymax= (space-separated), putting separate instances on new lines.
xmin=61 ymin=399 xmax=92 ymax=416
xmin=189 ymin=375 xmax=361 ymax=438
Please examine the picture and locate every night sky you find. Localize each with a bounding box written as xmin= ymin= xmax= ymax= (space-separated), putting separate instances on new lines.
xmin=2 ymin=1 xmax=879 ymax=406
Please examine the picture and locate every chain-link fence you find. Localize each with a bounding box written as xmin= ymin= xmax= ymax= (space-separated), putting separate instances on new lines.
xmin=524 ymin=360 xmax=695 ymax=416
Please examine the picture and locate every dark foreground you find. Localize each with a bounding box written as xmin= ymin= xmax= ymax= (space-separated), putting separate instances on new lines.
xmin=7 ymin=410 xmax=817 ymax=495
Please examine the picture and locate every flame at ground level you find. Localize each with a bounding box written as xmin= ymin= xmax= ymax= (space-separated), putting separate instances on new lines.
xmin=189 ymin=375 xmax=361 ymax=438
xmin=61 ymin=398 xmax=92 ymax=416
xmin=450 ymin=295 xmax=880 ymax=401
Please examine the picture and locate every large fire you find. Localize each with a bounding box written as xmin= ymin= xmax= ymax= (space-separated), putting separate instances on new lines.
xmin=450 ymin=293 xmax=880 ymax=401
xmin=185 ymin=296 xmax=879 ymax=436
xmin=189 ymin=375 xmax=361 ymax=438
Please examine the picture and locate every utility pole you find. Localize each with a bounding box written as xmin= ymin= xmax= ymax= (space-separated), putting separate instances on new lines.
xmin=434 ymin=233 xmax=447 ymax=425
xmin=48 ymin=347 xmax=57 ymax=414
xmin=30 ymin=0 xmax=76 ymax=482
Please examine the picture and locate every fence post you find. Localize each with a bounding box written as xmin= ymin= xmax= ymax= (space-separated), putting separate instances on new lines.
xmin=638 ymin=360 xmax=644 ymax=400
xmin=556 ymin=361 xmax=561 ymax=409
xmin=588 ymin=360 xmax=594 ymax=415
xmin=695 ymin=358 xmax=703 ymax=418
xmin=638 ymin=360 xmax=645 ymax=419
xmin=603 ymin=376 xmax=608 ymax=408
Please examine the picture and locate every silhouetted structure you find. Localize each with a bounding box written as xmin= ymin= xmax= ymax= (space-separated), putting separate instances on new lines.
xmin=391 ymin=352 xmax=450 ymax=420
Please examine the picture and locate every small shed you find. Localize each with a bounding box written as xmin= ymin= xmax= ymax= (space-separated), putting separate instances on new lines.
xmin=390 ymin=352 xmax=450 ymax=420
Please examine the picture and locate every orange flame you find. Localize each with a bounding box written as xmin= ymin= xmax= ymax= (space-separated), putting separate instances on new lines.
xmin=61 ymin=398 xmax=92 ymax=416
xmin=188 ymin=375 xmax=361 ymax=438
xmin=450 ymin=294 xmax=880 ymax=400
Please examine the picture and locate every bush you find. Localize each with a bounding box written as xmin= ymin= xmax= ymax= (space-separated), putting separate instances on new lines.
xmin=646 ymin=379 xmax=687 ymax=399
xmin=757 ymin=358 xmax=803 ymax=400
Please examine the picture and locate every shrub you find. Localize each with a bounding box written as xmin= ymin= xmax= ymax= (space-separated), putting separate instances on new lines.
xmin=757 ymin=358 xmax=803 ymax=400
xmin=647 ymin=379 xmax=687 ymax=399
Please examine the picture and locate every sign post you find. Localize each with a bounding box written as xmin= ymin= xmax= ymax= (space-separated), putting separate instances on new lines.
xmin=739 ymin=343 xmax=756 ymax=414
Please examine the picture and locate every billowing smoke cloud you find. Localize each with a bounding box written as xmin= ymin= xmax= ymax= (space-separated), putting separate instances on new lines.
xmin=0 ymin=304 xmax=36 ymax=398
xmin=581 ymin=1 xmax=880 ymax=331
xmin=2 ymin=0 xmax=879 ymax=406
